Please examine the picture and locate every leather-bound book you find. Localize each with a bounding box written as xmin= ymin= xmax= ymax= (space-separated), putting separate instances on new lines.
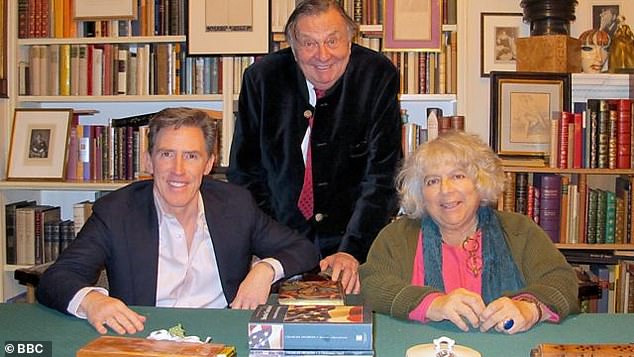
xmin=76 ymin=336 xmax=236 ymax=357
xmin=531 ymin=343 xmax=634 ymax=356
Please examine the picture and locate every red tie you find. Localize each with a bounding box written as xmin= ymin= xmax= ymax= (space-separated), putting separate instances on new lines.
xmin=298 ymin=89 xmax=326 ymax=219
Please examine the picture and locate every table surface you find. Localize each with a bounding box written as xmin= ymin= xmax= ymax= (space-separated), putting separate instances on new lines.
xmin=1 ymin=303 xmax=633 ymax=356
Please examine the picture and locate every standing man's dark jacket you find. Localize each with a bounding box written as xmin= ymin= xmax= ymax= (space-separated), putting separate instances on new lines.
xmin=228 ymin=44 xmax=401 ymax=262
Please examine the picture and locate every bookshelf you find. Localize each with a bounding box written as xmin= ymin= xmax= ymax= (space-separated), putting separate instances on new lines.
xmin=0 ymin=1 xmax=466 ymax=301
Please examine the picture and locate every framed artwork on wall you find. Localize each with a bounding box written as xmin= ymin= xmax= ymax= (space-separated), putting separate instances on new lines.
xmin=572 ymin=0 xmax=631 ymax=36
xmin=187 ymin=0 xmax=270 ymax=55
xmin=74 ymin=0 xmax=138 ymax=20
xmin=480 ymin=12 xmax=529 ymax=77
xmin=489 ymin=72 xmax=571 ymax=157
xmin=7 ymin=109 xmax=73 ymax=180
xmin=383 ymin=0 xmax=442 ymax=51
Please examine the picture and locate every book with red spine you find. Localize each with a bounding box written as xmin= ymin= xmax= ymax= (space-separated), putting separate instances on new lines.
xmin=616 ymin=99 xmax=631 ymax=169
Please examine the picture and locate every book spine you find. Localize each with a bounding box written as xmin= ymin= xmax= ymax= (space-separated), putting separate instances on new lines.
xmin=596 ymin=190 xmax=607 ymax=244
xmin=538 ymin=174 xmax=561 ymax=243
xmin=587 ymin=99 xmax=599 ymax=168
xmin=5 ymin=205 xmax=18 ymax=265
xmin=573 ymin=113 xmax=583 ymax=168
xmin=559 ymin=176 xmax=569 ymax=244
xmin=617 ymin=99 xmax=632 ymax=169
xmin=587 ymin=188 xmax=598 ymax=244
xmin=559 ymin=112 xmax=571 ymax=168
xmin=59 ymin=44 xmax=71 ymax=96
xmin=502 ymin=172 xmax=516 ymax=212
xmin=605 ymin=190 xmax=616 ymax=244
xmin=577 ymin=174 xmax=588 ymax=244
xmin=597 ymin=99 xmax=610 ymax=169
xmin=608 ymin=102 xmax=618 ymax=169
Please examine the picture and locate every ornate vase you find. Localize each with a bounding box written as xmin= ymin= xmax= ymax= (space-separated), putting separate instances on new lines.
xmin=520 ymin=0 xmax=578 ymax=36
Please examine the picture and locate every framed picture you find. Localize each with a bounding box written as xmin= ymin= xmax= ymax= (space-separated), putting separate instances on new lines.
xmin=489 ymin=72 xmax=571 ymax=157
xmin=572 ymin=0 xmax=631 ymax=36
xmin=74 ymin=0 xmax=137 ymax=20
xmin=480 ymin=12 xmax=529 ymax=77
xmin=383 ymin=0 xmax=442 ymax=52
xmin=7 ymin=109 xmax=73 ymax=181
xmin=187 ymin=0 xmax=270 ymax=55
xmin=0 ymin=0 xmax=6 ymax=97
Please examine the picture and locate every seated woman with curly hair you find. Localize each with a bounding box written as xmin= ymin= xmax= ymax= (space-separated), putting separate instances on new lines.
xmin=359 ymin=131 xmax=579 ymax=335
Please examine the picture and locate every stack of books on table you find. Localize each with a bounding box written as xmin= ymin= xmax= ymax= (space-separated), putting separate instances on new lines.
xmin=248 ymin=304 xmax=374 ymax=357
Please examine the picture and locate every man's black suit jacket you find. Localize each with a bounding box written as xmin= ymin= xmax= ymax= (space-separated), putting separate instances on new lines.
xmin=36 ymin=177 xmax=319 ymax=313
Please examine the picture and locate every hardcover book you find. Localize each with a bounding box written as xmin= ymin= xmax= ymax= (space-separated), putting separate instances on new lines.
xmin=76 ymin=336 xmax=236 ymax=357
xmin=248 ymin=304 xmax=372 ymax=351
xmin=248 ymin=350 xmax=374 ymax=356
xmin=531 ymin=343 xmax=634 ymax=356
xmin=278 ymin=279 xmax=345 ymax=306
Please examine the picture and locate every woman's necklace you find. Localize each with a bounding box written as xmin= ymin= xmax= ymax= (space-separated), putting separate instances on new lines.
xmin=462 ymin=232 xmax=482 ymax=277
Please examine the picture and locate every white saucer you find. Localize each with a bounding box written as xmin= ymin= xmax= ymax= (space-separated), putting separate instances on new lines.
xmin=406 ymin=342 xmax=481 ymax=357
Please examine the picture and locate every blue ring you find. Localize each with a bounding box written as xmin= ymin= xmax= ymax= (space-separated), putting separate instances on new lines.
xmin=503 ymin=319 xmax=514 ymax=330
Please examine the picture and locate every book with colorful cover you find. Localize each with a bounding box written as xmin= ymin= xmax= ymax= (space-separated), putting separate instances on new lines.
xmin=278 ymin=279 xmax=345 ymax=306
xmin=248 ymin=304 xmax=372 ymax=351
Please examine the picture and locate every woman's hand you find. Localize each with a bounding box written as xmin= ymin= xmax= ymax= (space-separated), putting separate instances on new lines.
xmin=479 ymin=296 xmax=540 ymax=334
xmin=426 ymin=288 xmax=486 ymax=331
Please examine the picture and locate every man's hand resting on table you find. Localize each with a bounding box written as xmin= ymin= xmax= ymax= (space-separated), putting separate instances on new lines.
xmin=230 ymin=261 xmax=275 ymax=310
xmin=80 ymin=291 xmax=146 ymax=335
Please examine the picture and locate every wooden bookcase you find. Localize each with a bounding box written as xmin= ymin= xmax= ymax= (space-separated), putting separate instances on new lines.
xmin=0 ymin=1 xmax=466 ymax=301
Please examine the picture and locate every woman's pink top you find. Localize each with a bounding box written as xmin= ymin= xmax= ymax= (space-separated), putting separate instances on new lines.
xmin=407 ymin=230 xmax=558 ymax=323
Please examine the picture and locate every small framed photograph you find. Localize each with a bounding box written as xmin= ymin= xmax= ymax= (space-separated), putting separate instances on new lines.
xmin=490 ymin=72 xmax=571 ymax=157
xmin=73 ymin=0 xmax=137 ymax=20
xmin=187 ymin=0 xmax=270 ymax=55
xmin=7 ymin=109 xmax=73 ymax=180
xmin=572 ymin=0 xmax=631 ymax=36
xmin=383 ymin=0 xmax=442 ymax=52
xmin=480 ymin=12 xmax=529 ymax=77
xmin=592 ymin=3 xmax=620 ymax=38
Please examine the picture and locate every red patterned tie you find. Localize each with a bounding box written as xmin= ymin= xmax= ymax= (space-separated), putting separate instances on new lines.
xmin=298 ymin=89 xmax=326 ymax=219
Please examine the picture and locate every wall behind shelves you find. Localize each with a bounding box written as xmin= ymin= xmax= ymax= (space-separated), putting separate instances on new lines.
xmin=463 ymin=1 xmax=634 ymax=142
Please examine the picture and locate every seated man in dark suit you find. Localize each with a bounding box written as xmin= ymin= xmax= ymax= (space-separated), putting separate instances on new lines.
xmin=36 ymin=107 xmax=319 ymax=335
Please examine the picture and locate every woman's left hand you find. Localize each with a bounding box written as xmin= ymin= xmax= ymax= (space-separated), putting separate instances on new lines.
xmin=478 ymin=297 xmax=540 ymax=334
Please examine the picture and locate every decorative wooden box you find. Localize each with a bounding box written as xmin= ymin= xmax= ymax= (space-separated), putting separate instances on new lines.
xmin=516 ymin=35 xmax=581 ymax=73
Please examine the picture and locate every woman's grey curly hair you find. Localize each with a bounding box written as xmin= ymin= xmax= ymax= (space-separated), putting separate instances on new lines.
xmin=397 ymin=131 xmax=506 ymax=219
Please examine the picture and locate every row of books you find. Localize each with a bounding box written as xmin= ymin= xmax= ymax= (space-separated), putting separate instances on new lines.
xmin=500 ymin=172 xmax=634 ymax=245
xmin=20 ymin=43 xmax=224 ymax=97
xmin=270 ymin=31 xmax=458 ymax=97
xmin=66 ymin=109 xmax=222 ymax=182
xmin=5 ymin=199 xmax=93 ymax=266
xmin=550 ymin=99 xmax=633 ymax=169
xmin=18 ymin=0 xmax=185 ymax=39
xmin=401 ymin=108 xmax=465 ymax=158
xmin=335 ymin=0 xmax=457 ymax=26
xmin=574 ymin=261 xmax=634 ymax=314
xmin=384 ymin=31 xmax=458 ymax=95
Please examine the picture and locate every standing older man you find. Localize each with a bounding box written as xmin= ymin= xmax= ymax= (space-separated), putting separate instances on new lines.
xmin=228 ymin=0 xmax=401 ymax=294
